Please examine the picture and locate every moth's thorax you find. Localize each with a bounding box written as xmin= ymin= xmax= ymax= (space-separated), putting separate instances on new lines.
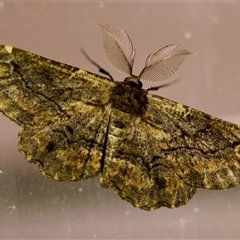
xmin=110 ymin=79 xmax=148 ymax=116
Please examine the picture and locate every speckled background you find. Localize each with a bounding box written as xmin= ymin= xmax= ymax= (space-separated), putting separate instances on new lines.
xmin=1 ymin=1 xmax=240 ymax=239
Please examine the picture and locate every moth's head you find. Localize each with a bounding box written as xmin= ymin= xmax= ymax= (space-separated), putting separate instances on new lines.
xmin=123 ymin=75 xmax=143 ymax=89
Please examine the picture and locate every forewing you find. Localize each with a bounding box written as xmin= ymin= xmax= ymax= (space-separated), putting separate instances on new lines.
xmin=0 ymin=45 xmax=115 ymax=127
xmin=139 ymin=44 xmax=192 ymax=82
xmin=100 ymin=106 xmax=196 ymax=210
xmin=98 ymin=24 xmax=135 ymax=75
xmin=146 ymin=94 xmax=240 ymax=190
xmin=0 ymin=45 xmax=116 ymax=181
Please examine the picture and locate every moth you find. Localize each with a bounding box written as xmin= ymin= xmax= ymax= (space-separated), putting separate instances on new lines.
xmin=1 ymin=24 xmax=240 ymax=211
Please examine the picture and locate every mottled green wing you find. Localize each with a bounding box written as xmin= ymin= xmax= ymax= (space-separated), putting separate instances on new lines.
xmin=0 ymin=45 xmax=115 ymax=127
xmin=142 ymin=94 xmax=240 ymax=209
xmin=0 ymin=45 xmax=115 ymax=181
xmin=147 ymin=94 xmax=240 ymax=189
xmin=100 ymin=92 xmax=240 ymax=210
